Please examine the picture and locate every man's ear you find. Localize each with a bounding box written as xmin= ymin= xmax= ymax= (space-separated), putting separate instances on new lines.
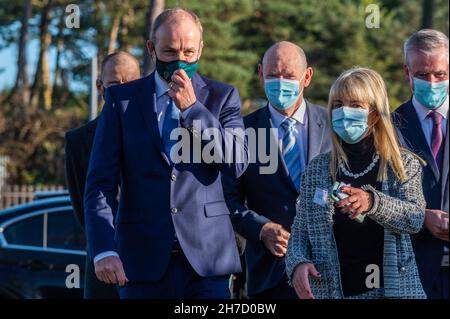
xmin=403 ymin=64 xmax=415 ymax=93
xmin=258 ymin=64 xmax=264 ymax=85
xmin=197 ymin=40 xmax=204 ymax=60
xmin=303 ymin=67 xmax=313 ymax=88
xmin=96 ymin=79 xmax=103 ymax=95
xmin=147 ymin=40 xmax=155 ymax=56
xmin=403 ymin=64 xmax=410 ymax=81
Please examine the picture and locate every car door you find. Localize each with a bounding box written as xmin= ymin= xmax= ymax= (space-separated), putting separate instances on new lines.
xmin=0 ymin=206 xmax=86 ymax=298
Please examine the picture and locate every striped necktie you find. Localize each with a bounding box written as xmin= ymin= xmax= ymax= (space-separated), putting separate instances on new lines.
xmin=162 ymin=96 xmax=180 ymax=162
xmin=281 ymin=118 xmax=301 ymax=190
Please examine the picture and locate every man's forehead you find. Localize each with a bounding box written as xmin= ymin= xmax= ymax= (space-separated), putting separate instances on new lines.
xmin=102 ymin=61 xmax=135 ymax=80
xmin=264 ymin=57 xmax=301 ymax=72
xmin=155 ymin=21 xmax=201 ymax=44
xmin=102 ymin=67 xmax=122 ymax=81
xmin=410 ymin=49 xmax=449 ymax=68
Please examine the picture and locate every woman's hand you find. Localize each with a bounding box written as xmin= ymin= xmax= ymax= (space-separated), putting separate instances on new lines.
xmin=336 ymin=186 xmax=374 ymax=220
xmin=292 ymin=263 xmax=321 ymax=299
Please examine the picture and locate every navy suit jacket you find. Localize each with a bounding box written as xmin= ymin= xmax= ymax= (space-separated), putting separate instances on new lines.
xmin=84 ymin=72 xmax=247 ymax=282
xmin=393 ymin=99 xmax=449 ymax=294
xmin=223 ymin=102 xmax=332 ymax=295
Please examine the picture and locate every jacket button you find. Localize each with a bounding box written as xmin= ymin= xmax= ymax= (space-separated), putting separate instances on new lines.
xmin=171 ymin=174 xmax=176 ymax=181
xmin=400 ymin=266 xmax=406 ymax=272
xmin=171 ymin=207 xmax=178 ymax=214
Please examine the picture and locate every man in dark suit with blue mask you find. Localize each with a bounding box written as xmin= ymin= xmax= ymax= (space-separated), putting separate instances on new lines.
xmin=393 ymin=29 xmax=449 ymax=299
xmin=223 ymin=41 xmax=331 ymax=298
xmin=84 ymin=7 xmax=248 ymax=299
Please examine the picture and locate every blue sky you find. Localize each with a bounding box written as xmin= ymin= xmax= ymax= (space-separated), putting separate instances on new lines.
xmin=0 ymin=37 xmax=96 ymax=93
xmin=0 ymin=21 xmax=38 ymax=91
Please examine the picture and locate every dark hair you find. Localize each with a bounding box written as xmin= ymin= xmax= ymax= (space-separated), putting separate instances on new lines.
xmin=151 ymin=7 xmax=203 ymax=44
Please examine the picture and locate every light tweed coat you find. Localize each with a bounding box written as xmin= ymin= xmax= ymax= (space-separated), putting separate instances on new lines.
xmin=286 ymin=150 xmax=427 ymax=299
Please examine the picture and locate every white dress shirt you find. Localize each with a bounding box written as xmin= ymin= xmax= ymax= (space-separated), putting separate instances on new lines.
xmin=154 ymin=71 xmax=192 ymax=134
xmin=268 ymin=99 xmax=309 ymax=173
xmin=93 ymin=73 xmax=192 ymax=264
xmin=412 ymin=94 xmax=448 ymax=148
xmin=257 ymin=100 xmax=309 ymax=241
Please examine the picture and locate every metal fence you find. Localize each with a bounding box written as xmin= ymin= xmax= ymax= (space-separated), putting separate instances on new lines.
xmin=0 ymin=185 xmax=65 ymax=210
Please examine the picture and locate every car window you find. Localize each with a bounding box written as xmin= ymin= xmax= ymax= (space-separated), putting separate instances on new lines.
xmin=46 ymin=210 xmax=85 ymax=251
xmin=3 ymin=214 xmax=44 ymax=247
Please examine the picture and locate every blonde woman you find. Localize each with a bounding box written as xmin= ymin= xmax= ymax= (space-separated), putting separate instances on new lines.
xmin=286 ymin=67 xmax=426 ymax=299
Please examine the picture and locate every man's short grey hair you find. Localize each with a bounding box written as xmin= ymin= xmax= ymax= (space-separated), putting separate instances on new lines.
xmin=151 ymin=7 xmax=203 ymax=44
xmin=404 ymin=29 xmax=449 ymax=66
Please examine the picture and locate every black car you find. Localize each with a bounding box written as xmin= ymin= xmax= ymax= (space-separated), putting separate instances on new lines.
xmin=0 ymin=193 xmax=86 ymax=298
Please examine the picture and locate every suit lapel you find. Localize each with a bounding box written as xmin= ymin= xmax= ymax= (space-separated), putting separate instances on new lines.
xmin=261 ymin=105 xmax=299 ymax=194
xmin=139 ymin=72 xmax=209 ymax=166
xmin=192 ymin=73 xmax=209 ymax=106
xmin=139 ymin=73 xmax=170 ymax=165
xmin=306 ymin=101 xmax=326 ymax=163
xmin=401 ymin=100 xmax=440 ymax=181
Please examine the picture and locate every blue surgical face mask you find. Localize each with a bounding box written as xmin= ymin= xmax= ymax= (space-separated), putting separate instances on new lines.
xmin=332 ymin=106 xmax=369 ymax=144
xmin=264 ymin=78 xmax=301 ymax=110
xmin=413 ymin=77 xmax=449 ymax=110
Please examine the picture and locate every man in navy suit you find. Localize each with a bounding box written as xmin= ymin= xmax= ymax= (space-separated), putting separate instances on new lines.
xmin=223 ymin=42 xmax=331 ymax=298
xmin=84 ymin=7 xmax=247 ymax=299
xmin=393 ymin=29 xmax=449 ymax=299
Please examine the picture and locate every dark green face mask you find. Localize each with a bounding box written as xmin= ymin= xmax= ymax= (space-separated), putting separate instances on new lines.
xmin=155 ymin=57 xmax=199 ymax=82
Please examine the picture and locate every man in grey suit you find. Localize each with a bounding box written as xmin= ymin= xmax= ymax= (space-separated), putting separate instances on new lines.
xmin=223 ymin=41 xmax=331 ymax=298
xmin=393 ymin=29 xmax=449 ymax=299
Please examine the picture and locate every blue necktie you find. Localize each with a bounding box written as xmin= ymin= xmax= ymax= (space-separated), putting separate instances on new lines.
xmin=162 ymin=96 xmax=180 ymax=162
xmin=281 ymin=118 xmax=301 ymax=190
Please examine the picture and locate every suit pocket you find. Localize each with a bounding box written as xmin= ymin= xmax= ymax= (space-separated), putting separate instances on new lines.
xmin=204 ymin=201 xmax=230 ymax=217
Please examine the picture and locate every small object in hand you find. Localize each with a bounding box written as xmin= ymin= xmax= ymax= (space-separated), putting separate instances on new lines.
xmin=330 ymin=181 xmax=365 ymax=223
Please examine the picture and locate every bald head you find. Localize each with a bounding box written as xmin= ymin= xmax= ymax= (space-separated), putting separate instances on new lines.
xmin=262 ymin=41 xmax=307 ymax=76
xmin=259 ymin=41 xmax=313 ymax=115
xmin=97 ymin=51 xmax=141 ymax=96
xmin=101 ymin=51 xmax=140 ymax=84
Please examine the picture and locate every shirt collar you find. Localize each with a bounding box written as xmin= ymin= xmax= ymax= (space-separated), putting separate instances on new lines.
xmin=412 ymin=94 xmax=449 ymax=121
xmin=154 ymin=71 xmax=170 ymax=98
xmin=268 ymin=98 xmax=307 ymax=128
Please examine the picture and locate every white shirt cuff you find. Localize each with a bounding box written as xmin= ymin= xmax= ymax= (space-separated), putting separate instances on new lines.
xmin=93 ymin=251 xmax=119 ymax=264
